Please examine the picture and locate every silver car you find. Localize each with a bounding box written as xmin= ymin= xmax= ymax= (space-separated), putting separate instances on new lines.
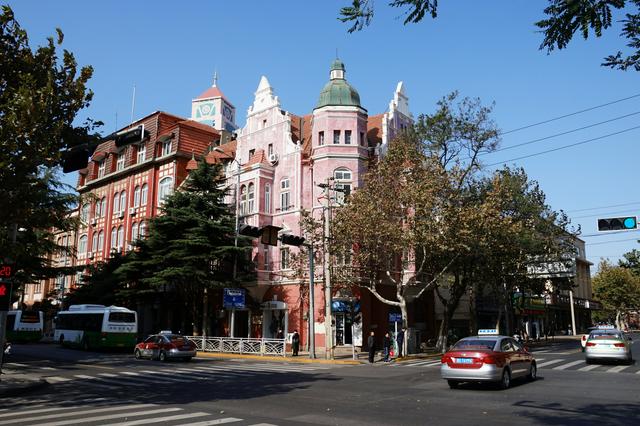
xmin=441 ymin=332 xmax=537 ymax=389
xmin=585 ymin=329 xmax=633 ymax=364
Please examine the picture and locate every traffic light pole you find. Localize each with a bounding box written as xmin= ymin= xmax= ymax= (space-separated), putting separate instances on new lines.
xmin=307 ymin=244 xmax=316 ymax=359
xmin=0 ymin=224 xmax=17 ymax=381
xmin=323 ymin=178 xmax=334 ymax=360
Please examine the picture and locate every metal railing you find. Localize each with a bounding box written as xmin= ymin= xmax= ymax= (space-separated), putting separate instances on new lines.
xmin=186 ymin=336 xmax=286 ymax=357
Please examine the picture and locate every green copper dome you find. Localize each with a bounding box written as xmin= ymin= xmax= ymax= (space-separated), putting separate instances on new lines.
xmin=315 ymin=60 xmax=361 ymax=109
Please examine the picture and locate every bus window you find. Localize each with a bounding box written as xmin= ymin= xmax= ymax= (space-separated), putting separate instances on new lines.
xmin=20 ymin=311 xmax=40 ymax=323
xmin=109 ymin=312 xmax=136 ymax=323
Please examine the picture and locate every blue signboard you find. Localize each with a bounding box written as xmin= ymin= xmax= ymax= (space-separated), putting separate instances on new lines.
xmin=223 ymin=288 xmax=245 ymax=309
xmin=389 ymin=313 xmax=402 ymax=323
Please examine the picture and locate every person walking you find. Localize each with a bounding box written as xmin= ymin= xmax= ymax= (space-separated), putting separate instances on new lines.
xmin=291 ymin=330 xmax=300 ymax=356
xmin=367 ymin=331 xmax=376 ymax=363
xmin=383 ymin=332 xmax=391 ymax=362
xmin=396 ymin=328 xmax=405 ymax=358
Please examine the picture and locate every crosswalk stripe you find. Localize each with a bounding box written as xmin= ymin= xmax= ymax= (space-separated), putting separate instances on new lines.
xmin=39 ymin=367 xmax=58 ymax=371
xmin=607 ymin=365 xmax=631 ymax=373
xmin=408 ymin=360 xmax=440 ymax=366
xmin=73 ymin=374 xmax=125 ymax=388
xmin=0 ymin=406 xmax=82 ymax=420
xmin=248 ymin=424 xmax=278 ymax=426
xmin=578 ymin=364 xmax=600 ymax=371
xmin=176 ymin=418 xmax=243 ymax=426
xmin=46 ymin=376 xmax=72 ymax=383
xmin=5 ymin=362 xmax=29 ymax=367
xmin=39 ymin=407 xmax=182 ymax=426
xmin=553 ymin=360 xmax=584 ymax=370
xmin=137 ymin=370 xmax=198 ymax=383
xmin=536 ymin=359 xmax=565 ymax=368
xmin=102 ymin=411 xmax=210 ymax=426
xmin=636 ymin=369 xmax=640 ymax=374
xmin=0 ymin=404 xmax=153 ymax=425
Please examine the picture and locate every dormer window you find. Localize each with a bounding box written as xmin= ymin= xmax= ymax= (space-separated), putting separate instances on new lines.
xmin=137 ymin=144 xmax=146 ymax=163
xmin=161 ymin=140 xmax=172 ymax=157
xmin=97 ymin=160 xmax=106 ymax=178
xmin=116 ymin=151 xmax=125 ymax=171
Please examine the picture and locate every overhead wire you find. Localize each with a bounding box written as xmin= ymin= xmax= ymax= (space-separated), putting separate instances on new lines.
xmin=566 ymin=201 xmax=640 ymax=213
xmin=586 ymin=237 xmax=640 ymax=246
xmin=571 ymin=209 xmax=640 ymax=220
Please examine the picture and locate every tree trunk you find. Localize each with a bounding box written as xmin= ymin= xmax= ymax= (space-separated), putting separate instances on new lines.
xmin=202 ymin=287 xmax=209 ymax=337
xmin=615 ymin=310 xmax=622 ymax=330
xmin=436 ymin=313 xmax=449 ymax=353
xmin=400 ymin=299 xmax=408 ymax=355
xmin=495 ymin=304 xmax=503 ymax=334
xmin=192 ymin=298 xmax=201 ymax=336
xmin=469 ymin=281 xmax=478 ymax=336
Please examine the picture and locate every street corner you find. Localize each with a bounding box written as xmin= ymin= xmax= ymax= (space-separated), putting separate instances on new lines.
xmin=0 ymin=374 xmax=49 ymax=397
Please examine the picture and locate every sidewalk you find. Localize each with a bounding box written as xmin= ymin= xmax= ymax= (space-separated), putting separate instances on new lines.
xmin=0 ymin=368 xmax=48 ymax=397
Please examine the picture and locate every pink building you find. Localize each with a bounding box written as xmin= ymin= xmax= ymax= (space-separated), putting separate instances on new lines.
xmin=205 ymin=60 xmax=414 ymax=351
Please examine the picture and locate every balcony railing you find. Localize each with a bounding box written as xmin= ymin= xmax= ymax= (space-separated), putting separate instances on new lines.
xmin=186 ymin=336 xmax=286 ymax=357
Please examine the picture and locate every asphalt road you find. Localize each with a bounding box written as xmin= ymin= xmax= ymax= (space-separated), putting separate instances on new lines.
xmin=2 ymin=336 xmax=639 ymax=425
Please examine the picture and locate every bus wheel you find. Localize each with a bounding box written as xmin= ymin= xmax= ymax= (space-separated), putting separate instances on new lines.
xmin=59 ymin=334 xmax=65 ymax=345
xmin=159 ymin=351 xmax=167 ymax=362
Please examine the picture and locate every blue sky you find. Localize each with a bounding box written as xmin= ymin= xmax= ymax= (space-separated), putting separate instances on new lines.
xmin=7 ymin=0 xmax=639 ymax=269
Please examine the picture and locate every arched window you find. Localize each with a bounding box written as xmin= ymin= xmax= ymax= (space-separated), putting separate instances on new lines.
xmin=247 ymin=183 xmax=255 ymax=213
xmin=139 ymin=221 xmax=147 ymax=238
xmin=133 ymin=186 xmax=140 ymax=207
xmin=280 ymin=178 xmax=290 ymax=212
xmin=98 ymin=231 xmax=104 ymax=251
xmin=78 ymin=235 xmax=88 ymax=255
xmin=91 ymin=232 xmax=98 ymax=252
xmin=113 ymin=192 xmax=120 ymax=216
xmin=120 ymin=191 xmax=127 ymax=213
xmin=111 ymin=227 xmax=117 ymax=248
xmin=81 ymin=203 xmax=89 ymax=223
xmin=333 ymin=168 xmax=352 ymax=205
xmin=141 ymin=184 xmax=148 ymax=206
xmin=158 ymin=177 xmax=173 ymax=204
xmin=117 ymin=226 xmax=124 ymax=249
xmin=239 ymin=185 xmax=247 ymax=215
xmin=265 ymin=184 xmax=271 ymax=213
xmin=131 ymin=222 xmax=139 ymax=241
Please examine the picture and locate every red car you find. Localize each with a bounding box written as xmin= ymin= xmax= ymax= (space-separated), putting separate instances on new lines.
xmin=441 ymin=330 xmax=537 ymax=389
xmin=134 ymin=332 xmax=197 ymax=362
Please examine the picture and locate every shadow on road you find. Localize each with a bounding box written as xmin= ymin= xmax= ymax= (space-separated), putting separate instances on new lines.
xmin=513 ymin=401 xmax=640 ymax=426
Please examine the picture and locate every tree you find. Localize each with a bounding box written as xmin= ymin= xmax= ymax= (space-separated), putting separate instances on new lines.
xmin=592 ymin=260 xmax=640 ymax=329
xmin=619 ymin=246 xmax=640 ymax=276
xmin=0 ymin=6 xmax=99 ymax=295
xmin=339 ymin=0 xmax=640 ymax=71
xmin=115 ymin=160 xmax=248 ymax=335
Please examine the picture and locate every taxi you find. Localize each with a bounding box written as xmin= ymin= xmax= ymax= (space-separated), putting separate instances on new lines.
xmin=134 ymin=331 xmax=197 ymax=362
xmin=584 ymin=326 xmax=633 ymax=364
xmin=440 ymin=329 xmax=537 ymax=389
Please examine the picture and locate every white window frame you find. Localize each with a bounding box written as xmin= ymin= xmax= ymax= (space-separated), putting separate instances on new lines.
xmin=141 ymin=184 xmax=148 ymax=206
xmin=81 ymin=203 xmax=89 ymax=223
xmin=247 ymin=183 xmax=255 ymax=214
xmin=98 ymin=231 xmax=104 ymax=251
xmin=117 ymin=226 xmax=124 ymax=249
xmin=91 ymin=232 xmax=98 ymax=252
xmin=119 ymin=191 xmax=127 ymax=213
xmin=97 ymin=160 xmax=106 ymax=178
xmin=265 ymin=184 xmax=271 ymax=213
xmin=111 ymin=227 xmax=117 ymax=248
xmin=334 ymin=168 xmax=353 ymax=205
xmin=113 ymin=192 xmax=120 ymax=216
xmin=319 ymin=131 xmax=325 ymax=146
xmin=78 ymin=234 xmax=88 ymax=255
xmin=280 ymin=178 xmax=290 ymax=212
xmin=139 ymin=221 xmax=147 ymax=238
xmin=116 ymin=152 xmax=125 ymax=170
xmin=137 ymin=144 xmax=146 ymax=163
xmin=158 ymin=177 xmax=173 ymax=205
xmin=280 ymin=247 xmax=290 ymax=270
xmin=131 ymin=222 xmax=138 ymax=242
xmin=161 ymin=140 xmax=172 ymax=157
xmin=134 ymin=186 xmax=140 ymax=207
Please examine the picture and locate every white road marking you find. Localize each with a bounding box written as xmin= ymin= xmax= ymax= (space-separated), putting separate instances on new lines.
xmin=578 ymin=364 xmax=600 ymax=371
xmin=39 ymin=408 xmax=182 ymax=426
xmin=5 ymin=362 xmax=29 ymax=367
xmin=553 ymin=360 xmax=584 ymax=370
xmin=46 ymin=376 xmax=72 ymax=383
xmin=409 ymin=360 xmax=441 ymax=366
xmin=176 ymin=418 xmax=243 ymax=426
xmin=607 ymin=365 xmax=631 ymax=373
xmin=103 ymin=411 xmax=210 ymax=426
xmin=0 ymin=406 xmax=81 ymax=420
xmin=536 ymin=359 xmax=565 ymax=368
xmin=39 ymin=366 xmax=58 ymax=371
xmin=137 ymin=370 xmax=197 ymax=383
xmin=0 ymin=404 xmax=154 ymax=425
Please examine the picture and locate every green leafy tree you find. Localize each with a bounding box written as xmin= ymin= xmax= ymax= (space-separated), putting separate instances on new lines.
xmin=339 ymin=0 xmax=640 ymax=71
xmin=115 ymin=160 xmax=249 ymax=335
xmin=619 ymin=246 xmax=640 ymax=276
xmin=593 ymin=260 xmax=640 ymax=328
xmin=0 ymin=6 xmax=99 ymax=295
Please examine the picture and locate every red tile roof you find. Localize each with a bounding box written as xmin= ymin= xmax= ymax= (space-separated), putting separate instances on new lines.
xmin=244 ymin=149 xmax=269 ymax=168
xmin=195 ymin=86 xmax=234 ymax=106
xmin=205 ymin=139 xmax=237 ymax=164
xmin=367 ymin=114 xmax=384 ymax=147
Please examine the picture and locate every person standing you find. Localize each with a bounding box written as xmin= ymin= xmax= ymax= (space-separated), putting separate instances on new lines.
xmin=396 ymin=328 xmax=405 ymax=358
xmin=291 ymin=330 xmax=300 ymax=356
xmin=383 ymin=332 xmax=391 ymax=362
xmin=367 ymin=331 xmax=376 ymax=363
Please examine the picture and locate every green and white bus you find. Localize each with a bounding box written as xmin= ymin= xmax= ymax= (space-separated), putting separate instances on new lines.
xmin=54 ymin=304 xmax=137 ymax=350
xmin=6 ymin=310 xmax=44 ymax=342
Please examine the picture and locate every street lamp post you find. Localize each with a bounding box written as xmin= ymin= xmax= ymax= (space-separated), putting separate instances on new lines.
xmin=212 ymin=147 xmax=242 ymax=338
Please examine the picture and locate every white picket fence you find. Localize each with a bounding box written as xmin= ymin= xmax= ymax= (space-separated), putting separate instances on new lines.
xmin=186 ymin=336 xmax=286 ymax=357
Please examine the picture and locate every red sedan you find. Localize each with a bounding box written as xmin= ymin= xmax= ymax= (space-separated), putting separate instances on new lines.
xmin=134 ymin=332 xmax=197 ymax=362
xmin=440 ymin=330 xmax=537 ymax=389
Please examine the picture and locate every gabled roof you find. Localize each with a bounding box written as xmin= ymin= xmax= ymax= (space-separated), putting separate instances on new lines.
xmin=194 ymin=85 xmax=234 ymax=106
xmin=367 ymin=113 xmax=384 ymax=147
xmin=204 ymin=139 xmax=237 ymax=164
xmin=244 ymin=149 xmax=269 ymax=168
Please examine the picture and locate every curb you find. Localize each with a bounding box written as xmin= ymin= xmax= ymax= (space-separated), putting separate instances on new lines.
xmin=0 ymin=378 xmax=48 ymax=397
xmin=196 ymin=351 xmax=362 ymax=365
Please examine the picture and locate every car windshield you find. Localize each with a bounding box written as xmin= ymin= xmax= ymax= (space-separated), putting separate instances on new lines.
xmin=167 ymin=335 xmax=189 ymax=344
xmin=452 ymin=339 xmax=496 ymax=350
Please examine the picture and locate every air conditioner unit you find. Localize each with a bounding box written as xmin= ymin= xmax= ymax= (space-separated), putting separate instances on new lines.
xmin=88 ymin=252 xmax=94 ymax=259
xmin=90 ymin=218 xmax=97 ymax=226
xmin=118 ymin=210 xmax=125 ymax=219
xmin=129 ymin=207 xmax=136 ymax=216
xmin=268 ymin=153 xmax=279 ymax=165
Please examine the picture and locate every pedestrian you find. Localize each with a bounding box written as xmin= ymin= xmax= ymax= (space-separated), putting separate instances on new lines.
xmin=367 ymin=331 xmax=376 ymax=363
xmin=396 ymin=328 xmax=405 ymax=358
xmin=291 ymin=330 xmax=300 ymax=356
xmin=383 ymin=332 xmax=391 ymax=362
xmin=276 ymin=328 xmax=284 ymax=339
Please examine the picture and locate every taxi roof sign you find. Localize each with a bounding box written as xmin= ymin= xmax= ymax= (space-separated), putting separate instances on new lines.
xmin=596 ymin=325 xmax=616 ymax=330
xmin=478 ymin=329 xmax=499 ymax=335
xmin=159 ymin=330 xmax=173 ymax=334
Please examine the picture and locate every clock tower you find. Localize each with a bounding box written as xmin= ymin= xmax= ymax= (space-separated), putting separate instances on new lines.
xmin=191 ymin=73 xmax=237 ymax=132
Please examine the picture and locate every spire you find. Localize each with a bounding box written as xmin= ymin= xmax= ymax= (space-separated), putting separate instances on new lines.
xmin=248 ymin=75 xmax=279 ymax=115
xmin=213 ymin=69 xmax=218 ymax=87
xmin=256 ymin=75 xmax=271 ymax=92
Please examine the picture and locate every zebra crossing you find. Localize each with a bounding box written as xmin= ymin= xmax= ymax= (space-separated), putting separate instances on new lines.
xmin=0 ymin=396 xmax=275 ymax=425
xmin=40 ymin=361 xmax=338 ymax=390
xmin=395 ymin=356 xmax=640 ymax=374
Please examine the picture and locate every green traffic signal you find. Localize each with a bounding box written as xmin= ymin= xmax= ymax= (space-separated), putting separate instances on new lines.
xmin=597 ymin=216 xmax=637 ymax=232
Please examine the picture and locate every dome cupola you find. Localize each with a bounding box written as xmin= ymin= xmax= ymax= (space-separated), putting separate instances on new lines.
xmin=315 ymin=59 xmax=361 ymax=110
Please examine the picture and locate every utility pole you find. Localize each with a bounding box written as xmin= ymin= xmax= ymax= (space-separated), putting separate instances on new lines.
xmin=322 ymin=177 xmax=334 ymax=360
xmin=307 ymin=244 xmax=316 ymax=359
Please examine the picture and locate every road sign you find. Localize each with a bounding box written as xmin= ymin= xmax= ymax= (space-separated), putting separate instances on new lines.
xmin=223 ymin=288 xmax=246 ymax=309
xmin=389 ymin=313 xmax=402 ymax=322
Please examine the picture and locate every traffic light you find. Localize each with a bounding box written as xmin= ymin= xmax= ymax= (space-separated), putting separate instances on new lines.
xmin=597 ymin=216 xmax=638 ymax=232
xmin=238 ymin=224 xmax=262 ymax=238
xmin=61 ymin=142 xmax=95 ymax=173
xmin=280 ymin=233 xmax=306 ymax=247
xmin=0 ymin=263 xmax=13 ymax=311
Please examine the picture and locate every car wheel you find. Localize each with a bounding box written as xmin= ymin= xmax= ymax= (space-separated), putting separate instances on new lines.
xmin=585 ymin=358 xmax=592 ymax=365
xmin=499 ymin=368 xmax=511 ymax=390
xmin=134 ymin=349 xmax=142 ymax=360
xmin=159 ymin=351 xmax=167 ymax=362
xmin=447 ymin=380 xmax=459 ymax=389
xmin=527 ymin=362 xmax=537 ymax=381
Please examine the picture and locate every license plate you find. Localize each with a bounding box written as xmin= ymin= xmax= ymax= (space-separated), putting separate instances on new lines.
xmin=456 ymin=358 xmax=473 ymax=364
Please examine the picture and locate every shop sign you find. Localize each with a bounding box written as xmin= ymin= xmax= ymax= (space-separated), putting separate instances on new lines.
xmin=223 ymin=288 xmax=245 ymax=309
